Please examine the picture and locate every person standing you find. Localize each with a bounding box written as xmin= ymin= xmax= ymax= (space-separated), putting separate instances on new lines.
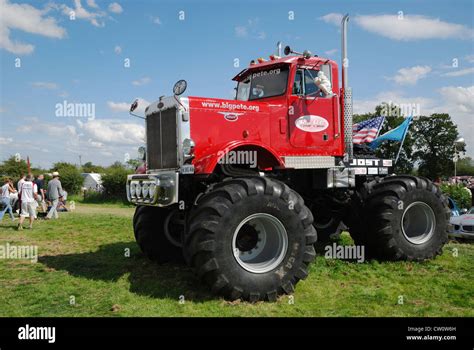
xmin=0 ymin=178 xmax=17 ymax=222
xmin=15 ymin=173 xmax=26 ymax=213
xmin=35 ymin=174 xmax=47 ymax=212
xmin=18 ymin=174 xmax=38 ymax=230
xmin=46 ymin=172 xmax=63 ymax=220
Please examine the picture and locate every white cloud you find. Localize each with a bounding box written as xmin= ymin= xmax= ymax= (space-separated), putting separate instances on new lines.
xmin=87 ymin=139 xmax=103 ymax=148
xmin=132 ymin=77 xmax=151 ymax=86
xmin=324 ymin=49 xmax=338 ymax=56
xmin=86 ymin=0 xmax=99 ymax=9
xmin=114 ymin=45 xmax=122 ymax=54
xmin=438 ymin=86 xmax=474 ymax=114
xmin=107 ymin=98 xmax=150 ymax=113
xmin=0 ymin=0 xmax=66 ymax=55
xmin=151 ymin=16 xmax=161 ymax=25
xmin=234 ymin=18 xmax=265 ymax=40
xmin=442 ymin=67 xmax=474 ymax=77
xmin=465 ymin=55 xmax=474 ymax=64
xmin=107 ymin=101 xmax=129 ymax=112
xmin=60 ymin=0 xmax=106 ymax=27
xmin=235 ymin=26 xmax=247 ymax=38
xmin=108 ymin=2 xmax=123 ymax=14
xmin=353 ymin=90 xmax=436 ymax=116
xmin=17 ymin=125 xmax=33 ymax=133
xmin=355 ymin=14 xmax=473 ymax=41
xmin=79 ymin=119 xmax=144 ymax=145
xmin=320 ymin=13 xmax=343 ymax=26
xmin=320 ymin=13 xmax=473 ymax=41
xmin=389 ymin=66 xmax=431 ymax=85
xmin=31 ymin=81 xmax=59 ymax=89
xmin=0 ymin=137 xmax=13 ymax=145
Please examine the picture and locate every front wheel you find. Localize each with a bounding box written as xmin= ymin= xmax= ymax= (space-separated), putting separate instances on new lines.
xmin=133 ymin=205 xmax=185 ymax=263
xmin=185 ymin=177 xmax=317 ymax=301
xmin=350 ymin=176 xmax=450 ymax=261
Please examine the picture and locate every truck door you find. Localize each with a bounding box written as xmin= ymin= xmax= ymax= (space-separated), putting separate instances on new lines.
xmin=288 ymin=66 xmax=340 ymax=154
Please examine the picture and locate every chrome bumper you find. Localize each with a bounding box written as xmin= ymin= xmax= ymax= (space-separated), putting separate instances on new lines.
xmin=126 ymin=171 xmax=178 ymax=206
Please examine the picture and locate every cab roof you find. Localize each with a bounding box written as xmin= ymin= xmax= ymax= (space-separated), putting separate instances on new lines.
xmin=232 ymin=55 xmax=335 ymax=81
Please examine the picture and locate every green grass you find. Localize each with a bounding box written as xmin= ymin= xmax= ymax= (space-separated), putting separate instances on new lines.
xmin=69 ymin=193 xmax=133 ymax=208
xmin=0 ymin=204 xmax=473 ymax=317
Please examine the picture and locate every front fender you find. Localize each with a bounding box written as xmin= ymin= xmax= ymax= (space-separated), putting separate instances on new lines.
xmin=193 ymin=141 xmax=285 ymax=174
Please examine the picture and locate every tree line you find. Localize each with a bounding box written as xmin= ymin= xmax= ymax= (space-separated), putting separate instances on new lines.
xmin=354 ymin=105 xmax=473 ymax=180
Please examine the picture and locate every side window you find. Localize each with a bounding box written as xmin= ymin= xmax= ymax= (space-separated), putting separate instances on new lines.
xmin=304 ymin=70 xmax=319 ymax=96
xmin=292 ymin=69 xmax=304 ymax=95
xmin=305 ymin=65 xmax=333 ymax=97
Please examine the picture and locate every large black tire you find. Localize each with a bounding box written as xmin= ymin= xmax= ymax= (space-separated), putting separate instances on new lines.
xmin=133 ymin=205 xmax=184 ymax=263
xmin=349 ymin=175 xmax=450 ymax=261
xmin=309 ymin=203 xmax=344 ymax=242
xmin=185 ymin=177 xmax=317 ymax=301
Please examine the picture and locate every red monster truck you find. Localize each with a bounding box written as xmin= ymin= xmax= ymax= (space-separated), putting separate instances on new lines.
xmin=127 ymin=15 xmax=450 ymax=301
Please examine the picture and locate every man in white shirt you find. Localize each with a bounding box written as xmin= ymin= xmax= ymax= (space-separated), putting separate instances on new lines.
xmin=18 ymin=174 xmax=38 ymax=230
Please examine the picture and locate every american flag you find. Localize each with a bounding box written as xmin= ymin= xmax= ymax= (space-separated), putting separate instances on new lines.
xmin=353 ymin=116 xmax=385 ymax=144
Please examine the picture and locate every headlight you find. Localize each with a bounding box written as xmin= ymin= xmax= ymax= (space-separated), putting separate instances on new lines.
xmin=142 ymin=182 xmax=149 ymax=198
xmin=183 ymin=138 xmax=195 ymax=157
xmin=130 ymin=182 xmax=137 ymax=197
xmin=138 ymin=146 xmax=146 ymax=160
xmin=149 ymin=183 xmax=156 ymax=198
xmin=135 ymin=183 xmax=142 ymax=197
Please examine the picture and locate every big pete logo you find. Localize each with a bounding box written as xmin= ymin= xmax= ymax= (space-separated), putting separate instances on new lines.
xmin=18 ymin=324 xmax=56 ymax=343
xmin=295 ymin=115 xmax=329 ymax=132
xmin=218 ymin=111 xmax=244 ymax=122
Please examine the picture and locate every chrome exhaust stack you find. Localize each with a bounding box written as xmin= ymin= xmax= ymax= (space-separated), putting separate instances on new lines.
xmin=276 ymin=41 xmax=282 ymax=57
xmin=341 ymin=14 xmax=353 ymax=160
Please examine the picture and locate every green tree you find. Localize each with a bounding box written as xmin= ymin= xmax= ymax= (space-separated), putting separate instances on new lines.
xmin=439 ymin=183 xmax=472 ymax=210
xmin=0 ymin=156 xmax=28 ymax=180
xmin=82 ymin=161 xmax=105 ymax=173
xmin=412 ymin=114 xmax=463 ymax=180
xmin=101 ymin=167 xmax=132 ymax=199
xmin=456 ymin=157 xmax=474 ymax=176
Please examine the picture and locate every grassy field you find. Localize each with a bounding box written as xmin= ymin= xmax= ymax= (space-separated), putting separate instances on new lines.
xmin=0 ymin=203 xmax=473 ymax=317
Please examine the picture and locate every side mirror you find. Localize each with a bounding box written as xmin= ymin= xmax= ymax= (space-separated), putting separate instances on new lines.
xmin=284 ymin=46 xmax=291 ymax=55
xmin=461 ymin=208 xmax=468 ymax=215
xmin=130 ymin=99 xmax=138 ymax=112
xmin=173 ymin=80 xmax=187 ymax=96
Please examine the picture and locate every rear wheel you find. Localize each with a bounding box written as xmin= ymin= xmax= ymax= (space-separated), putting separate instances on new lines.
xmin=133 ymin=205 xmax=185 ymax=263
xmin=349 ymin=176 xmax=450 ymax=261
xmin=185 ymin=177 xmax=317 ymax=301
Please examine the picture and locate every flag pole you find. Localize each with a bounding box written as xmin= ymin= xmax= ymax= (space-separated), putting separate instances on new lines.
xmin=375 ymin=116 xmax=386 ymax=139
xmin=394 ymin=117 xmax=412 ymax=164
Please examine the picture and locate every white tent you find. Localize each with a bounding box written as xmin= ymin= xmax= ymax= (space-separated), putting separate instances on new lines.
xmin=81 ymin=173 xmax=103 ymax=192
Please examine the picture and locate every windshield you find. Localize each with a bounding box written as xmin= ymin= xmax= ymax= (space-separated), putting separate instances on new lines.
xmin=236 ymin=65 xmax=289 ymax=101
xmin=469 ymin=207 xmax=474 ymax=214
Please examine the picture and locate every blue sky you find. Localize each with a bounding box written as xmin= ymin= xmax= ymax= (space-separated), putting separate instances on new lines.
xmin=0 ymin=0 xmax=473 ymax=168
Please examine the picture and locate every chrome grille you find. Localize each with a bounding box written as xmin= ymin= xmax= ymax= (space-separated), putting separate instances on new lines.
xmin=146 ymin=107 xmax=178 ymax=169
